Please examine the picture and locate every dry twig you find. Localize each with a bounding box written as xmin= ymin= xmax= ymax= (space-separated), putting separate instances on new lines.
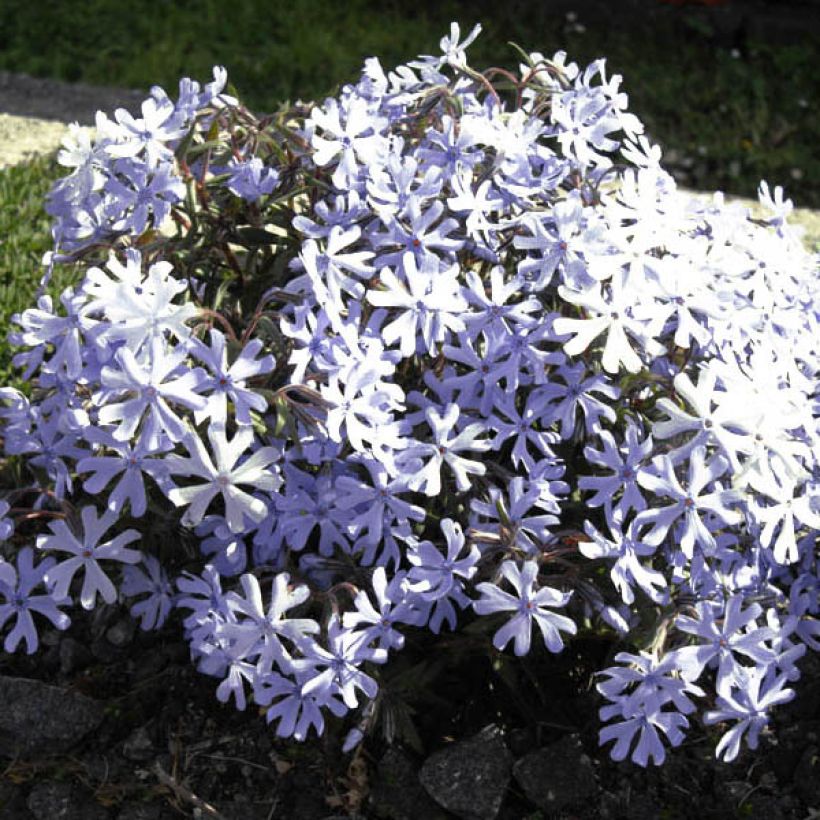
xmin=153 ymin=761 xmax=228 ymax=820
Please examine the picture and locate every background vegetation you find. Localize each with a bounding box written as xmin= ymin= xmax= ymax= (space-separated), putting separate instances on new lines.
xmin=0 ymin=0 xmax=817 ymax=201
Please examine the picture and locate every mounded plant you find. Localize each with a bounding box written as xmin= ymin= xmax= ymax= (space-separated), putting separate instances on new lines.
xmin=1 ymin=24 xmax=817 ymax=766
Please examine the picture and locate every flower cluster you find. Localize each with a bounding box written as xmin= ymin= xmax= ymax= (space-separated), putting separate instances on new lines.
xmin=0 ymin=23 xmax=817 ymax=766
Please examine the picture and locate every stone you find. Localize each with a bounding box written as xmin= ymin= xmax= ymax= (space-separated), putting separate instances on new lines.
xmin=122 ymin=725 xmax=155 ymax=762
xmin=0 ymin=782 xmax=34 ymax=820
xmin=0 ymin=675 xmax=105 ymax=757
xmin=419 ymin=725 xmax=513 ymax=820
xmin=370 ymin=747 xmax=447 ymax=820
xmin=512 ymin=734 xmax=596 ymax=813
xmin=27 ymin=782 xmax=109 ymax=820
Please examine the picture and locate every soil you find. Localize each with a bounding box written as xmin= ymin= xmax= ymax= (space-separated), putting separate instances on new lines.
xmin=0 ymin=605 xmax=818 ymax=819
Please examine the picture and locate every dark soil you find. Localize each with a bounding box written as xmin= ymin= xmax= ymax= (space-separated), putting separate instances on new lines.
xmin=0 ymin=600 xmax=817 ymax=820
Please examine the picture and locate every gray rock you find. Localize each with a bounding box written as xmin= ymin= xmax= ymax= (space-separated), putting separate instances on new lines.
xmin=0 ymin=676 xmax=105 ymax=757
xmin=512 ymin=734 xmax=596 ymax=813
xmin=27 ymin=782 xmax=109 ymax=820
xmin=370 ymin=747 xmax=447 ymax=820
xmin=419 ymin=725 xmax=513 ymax=820
xmin=122 ymin=725 xmax=154 ymax=762
xmin=0 ymin=782 xmax=34 ymax=820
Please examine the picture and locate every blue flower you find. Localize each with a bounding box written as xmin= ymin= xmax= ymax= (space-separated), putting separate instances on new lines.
xmin=705 ymin=667 xmax=795 ymax=762
xmin=473 ymin=560 xmax=576 ymax=655
xmin=0 ymin=547 xmax=71 ymax=653
xmin=225 ymin=156 xmax=279 ymax=202
xmin=37 ymin=506 xmax=142 ymax=610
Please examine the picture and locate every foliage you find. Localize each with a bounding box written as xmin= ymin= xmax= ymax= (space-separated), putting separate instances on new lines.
xmin=0 ymin=156 xmax=61 ymax=387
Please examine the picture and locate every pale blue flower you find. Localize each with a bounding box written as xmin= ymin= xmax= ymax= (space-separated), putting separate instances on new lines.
xmin=473 ymin=560 xmax=576 ymax=655
xmin=38 ymin=505 xmax=142 ymax=610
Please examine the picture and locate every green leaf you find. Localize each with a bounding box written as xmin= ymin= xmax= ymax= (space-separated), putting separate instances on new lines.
xmin=211 ymin=277 xmax=234 ymax=312
xmin=233 ymin=226 xmax=280 ymax=246
xmin=174 ymin=122 xmax=199 ymax=161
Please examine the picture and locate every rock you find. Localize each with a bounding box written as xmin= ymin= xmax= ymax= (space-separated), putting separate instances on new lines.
xmin=370 ymin=747 xmax=448 ymax=820
xmin=419 ymin=725 xmax=513 ymax=820
xmin=122 ymin=725 xmax=155 ymax=762
xmin=512 ymin=734 xmax=596 ymax=813
xmin=0 ymin=782 xmax=34 ymax=819
xmin=0 ymin=675 xmax=105 ymax=757
xmin=26 ymin=782 xmax=109 ymax=820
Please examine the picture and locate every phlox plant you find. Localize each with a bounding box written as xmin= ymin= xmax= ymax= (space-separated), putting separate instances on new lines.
xmin=0 ymin=23 xmax=817 ymax=768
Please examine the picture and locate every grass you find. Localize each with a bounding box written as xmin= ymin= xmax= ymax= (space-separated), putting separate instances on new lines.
xmin=0 ymin=1 xmax=816 ymax=379
xmin=0 ymin=155 xmax=59 ymax=387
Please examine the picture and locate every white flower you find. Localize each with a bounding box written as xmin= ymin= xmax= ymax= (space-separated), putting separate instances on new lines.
xmin=747 ymin=471 xmax=820 ymax=564
xmin=166 ymin=425 xmax=282 ymax=533
xmin=553 ymin=278 xmax=663 ymax=374
xmin=652 ymin=363 xmax=758 ymax=470
xmin=399 ymin=403 xmax=491 ymax=496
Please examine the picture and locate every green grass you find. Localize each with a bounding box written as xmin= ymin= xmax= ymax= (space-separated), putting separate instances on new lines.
xmin=0 ymin=156 xmax=59 ymax=387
